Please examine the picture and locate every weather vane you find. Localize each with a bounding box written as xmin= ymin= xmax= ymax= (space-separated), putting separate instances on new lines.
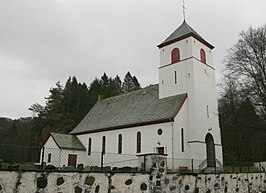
xmin=181 ymin=0 xmax=186 ymax=21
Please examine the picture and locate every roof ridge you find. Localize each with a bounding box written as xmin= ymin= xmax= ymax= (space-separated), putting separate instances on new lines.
xmin=98 ymin=84 xmax=158 ymax=102
xmin=160 ymin=21 xmax=202 ymax=45
xmin=158 ymin=21 xmax=214 ymax=49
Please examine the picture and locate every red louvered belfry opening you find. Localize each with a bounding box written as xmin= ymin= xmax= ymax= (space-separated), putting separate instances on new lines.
xmin=171 ymin=48 xmax=180 ymax=63
xmin=200 ymin=49 xmax=206 ymax=64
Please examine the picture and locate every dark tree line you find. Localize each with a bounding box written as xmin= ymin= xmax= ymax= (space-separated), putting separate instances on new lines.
xmin=219 ymin=77 xmax=266 ymax=163
xmin=0 ymin=72 xmax=140 ymax=151
xmin=220 ymin=25 xmax=266 ymax=163
xmin=30 ymin=72 xmax=140 ymax=146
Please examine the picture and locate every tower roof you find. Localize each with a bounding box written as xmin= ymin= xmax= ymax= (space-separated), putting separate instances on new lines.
xmin=158 ymin=20 xmax=214 ymax=49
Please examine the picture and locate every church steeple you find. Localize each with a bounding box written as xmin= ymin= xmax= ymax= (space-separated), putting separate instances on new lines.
xmin=158 ymin=21 xmax=214 ymax=49
xmin=158 ymin=21 xmax=215 ymax=99
xmin=157 ymin=13 xmax=223 ymax=169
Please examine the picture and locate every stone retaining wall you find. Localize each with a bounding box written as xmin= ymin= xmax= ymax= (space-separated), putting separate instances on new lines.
xmin=0 ymin=171 xmax=265 ymax=193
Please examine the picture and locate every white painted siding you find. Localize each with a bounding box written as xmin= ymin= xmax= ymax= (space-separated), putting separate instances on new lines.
xmin=159 ymin=34 xmax=223 ymax=167
xmin=76 ymin=122 xmax=173 ymax=156
xmin=40 ymin=136 xmax=87 ymax=168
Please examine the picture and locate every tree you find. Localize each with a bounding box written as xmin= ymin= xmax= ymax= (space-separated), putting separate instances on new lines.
xmin=225 ymin=25 xmax=266 ymax=117
xmin=132 ymin=76 xmax=141 ymax=90
xmin=122 ymin=72 xmax=141 ymax=93
xmin=219 ymin=76 xmax=266 ymax=163
xmin=29 ymin=103 xmax=45 ymax=117
xmin=114 ymin=75 xmax=123 ymax=94
xmin=1 ymin=72 xmax=141 ymax=163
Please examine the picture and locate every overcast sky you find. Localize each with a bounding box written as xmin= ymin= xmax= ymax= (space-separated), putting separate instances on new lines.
xmin=0 ymin=0 xmax=265 ymax=119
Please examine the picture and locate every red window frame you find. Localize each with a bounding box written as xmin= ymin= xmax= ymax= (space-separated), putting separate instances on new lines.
xmin=200 ymin=49 xmax=206 ymax=64
xmin=171 ymin=48 xmax=180 ymax=63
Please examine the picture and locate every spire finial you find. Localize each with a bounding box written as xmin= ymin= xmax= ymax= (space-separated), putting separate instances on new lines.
xmin=182 ymin=0 xmax=186 ymax=21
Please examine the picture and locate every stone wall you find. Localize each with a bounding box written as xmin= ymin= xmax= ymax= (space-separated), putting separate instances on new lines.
xmin=0 ymin=170 xmax=265 ymax=193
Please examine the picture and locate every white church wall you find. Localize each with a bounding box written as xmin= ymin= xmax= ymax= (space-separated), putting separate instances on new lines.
xmin=191 ymin=57 xmax=221 ymax=144
xmin=159 ymin=58 xmax=190 ymax=98
xmin=40 ymin=137 xmax=61 ymax=167
xmin=158 ymin=33 xmax=222 ymax=165
xmin=158 ymin=41 xmax=222 ymax=168
xmin=215 ymin=144 xmax=223 ymax=165
xmin=185 ymin=57 xmax=222 ymax=164
xmin=76 ymin=122 xmax=173 ymax=157
xmin=168 ymin=99 xmax=194 ymax=170
xmin=191 ymin=38 xmax=213 ymax=67
xmin=159 ymin=38 xmax=192 ymax=67
xmin=172 ymin=99 xmax=189 ymax=159
xmin=40 ymin=137 xmax=88 ymax=168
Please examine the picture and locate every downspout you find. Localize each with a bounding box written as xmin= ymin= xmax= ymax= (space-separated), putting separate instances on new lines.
xmin=170 ymin=118 xmax=174 ymax=170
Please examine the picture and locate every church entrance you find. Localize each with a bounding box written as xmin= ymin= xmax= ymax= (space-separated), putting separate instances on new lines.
xmin=205 ymin=134 xmax=215 ymax=167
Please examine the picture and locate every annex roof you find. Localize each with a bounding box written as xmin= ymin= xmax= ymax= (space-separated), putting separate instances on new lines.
xmin=50 ymin=132 xmax=86 ymax=150
xmin=70 ymin=84 xmax=187 ymax=135
xmin=158 ymin=20 xmax=214 ymax=49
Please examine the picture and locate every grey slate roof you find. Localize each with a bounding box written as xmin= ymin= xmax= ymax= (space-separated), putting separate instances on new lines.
xmin=70 ymin=84 xmax=187 ymax=135
xmin=158 ymin=20 xmax=214 ymax=49
xmin=50 ymin=132 xmax=86 ymax=150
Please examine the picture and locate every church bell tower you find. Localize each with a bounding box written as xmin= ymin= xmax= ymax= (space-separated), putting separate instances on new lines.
xmin=157 ymin=20 xmax=223 ymax=167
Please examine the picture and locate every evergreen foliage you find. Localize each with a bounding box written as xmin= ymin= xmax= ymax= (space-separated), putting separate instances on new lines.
xmin=0 ymin=72 xmax=141 ymax=154
xmin=122 ymin=72 xmax=141 ymax=93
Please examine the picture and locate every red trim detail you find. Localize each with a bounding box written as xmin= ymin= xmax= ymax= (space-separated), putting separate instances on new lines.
xmin=50 ymin=134 xmax=61 ymax=149
xmin=40 ymin=132 xmax=60 ymax=149
xmin=158 ymin=33 xmax=214 ymax=49
xmin=40 ymin=132 xmax=52 ymax=148
xmin=172 ymin=94 xmax=188 ymax=119
xmin=179 ymin=166 xmax=189 ymax=171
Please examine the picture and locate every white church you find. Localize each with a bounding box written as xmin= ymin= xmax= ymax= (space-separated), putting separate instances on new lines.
xmin=41 ymin=20 xmax=223 ymax=171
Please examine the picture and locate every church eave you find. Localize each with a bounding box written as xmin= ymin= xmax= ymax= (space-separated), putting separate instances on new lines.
xmin=172 ymin=94 xmax=187 ymax=118
xmin=73 ymin=118 xmax=175 ymax=135
xmin=157 ymin=33 xmax=214 ymax=49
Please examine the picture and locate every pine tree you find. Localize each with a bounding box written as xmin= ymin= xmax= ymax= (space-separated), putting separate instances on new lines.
xmin=114 ymin=75 xmax=123 ymax=94
xmin=132 ymin=76 xmax=141 ymax=90
xmin=122 ymin=72 xmax=134 ymax=92
xmin=122 ymin=72 xmax=141 ymax=93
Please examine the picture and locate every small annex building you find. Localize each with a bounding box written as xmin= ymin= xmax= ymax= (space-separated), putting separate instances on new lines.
xmin=41 ymin=20 xmax=223 ymax=171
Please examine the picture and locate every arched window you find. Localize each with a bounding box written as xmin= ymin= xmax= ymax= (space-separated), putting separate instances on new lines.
xmin=171 ymin=48 xmax=180 ymax=63
xmin=137 ymin=131 xmax=141 ymax=153
xmin=88 ymin=138 xmax=92 ymax=155
xmin=102 ymin=136 xmax=106 ymax=154
xmin=118 ymin=134 xmax=122 ymax=154
xmin=200 ymin=49 xmax=206 ymax=64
